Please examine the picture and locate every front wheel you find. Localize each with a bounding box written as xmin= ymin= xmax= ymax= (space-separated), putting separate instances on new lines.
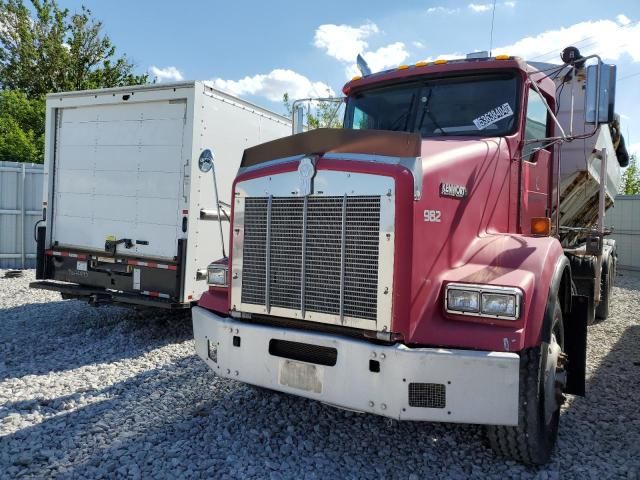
xmin=486 ymin=300 xmax=567 ymax=465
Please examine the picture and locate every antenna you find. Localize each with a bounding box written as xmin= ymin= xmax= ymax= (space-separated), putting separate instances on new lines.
xmin=489 ymin=0 xmax=497 ymax=55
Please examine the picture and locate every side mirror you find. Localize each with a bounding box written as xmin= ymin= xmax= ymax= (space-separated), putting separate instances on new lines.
xmin=585 ymin=64 xmax=616 ymax=124
xmin=198 ymin=149 xmax=214 ymax=172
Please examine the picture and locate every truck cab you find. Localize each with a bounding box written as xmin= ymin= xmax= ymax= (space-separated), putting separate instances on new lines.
xmin=192 ymin=53 xmax=624 ymax=464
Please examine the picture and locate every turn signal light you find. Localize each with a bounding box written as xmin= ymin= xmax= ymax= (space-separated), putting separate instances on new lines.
xmin=531 ymin=217 xmax=551 ymax=235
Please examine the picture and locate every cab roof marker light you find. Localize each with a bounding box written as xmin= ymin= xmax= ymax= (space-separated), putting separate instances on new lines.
xmin=495 ymin=54 xmax=510 ymax=60
xmin=434 ymin=59 xmax=448 ymax=65
xmin=351 ymin=75 xmax=362 ymax=81
xmin=415 ymin=61 xmax=429 ymax=67
xmin=396 ymin=65 xmax=409 ymax=70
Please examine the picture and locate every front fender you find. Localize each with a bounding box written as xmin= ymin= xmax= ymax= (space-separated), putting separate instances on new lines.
xmin=418 ymin=233 xmax=567 ymax=351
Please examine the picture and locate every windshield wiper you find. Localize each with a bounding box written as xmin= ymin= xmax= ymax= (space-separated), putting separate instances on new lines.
xmin=416 ymin=88 xmax=448 ymax=136
xmin=389 ymin=111 xmax=410 ymax=131
xmin=388 ymin=93 xmax=416 ymax=131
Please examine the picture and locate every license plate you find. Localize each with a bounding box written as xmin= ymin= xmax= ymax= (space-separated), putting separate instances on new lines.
xmin=96 ymin=256 xmax=116 ymax=263
xmin=76 ymin=261 xmax=88 ymax=271
xmin=279 ymin=359 xmax=323 ymax=393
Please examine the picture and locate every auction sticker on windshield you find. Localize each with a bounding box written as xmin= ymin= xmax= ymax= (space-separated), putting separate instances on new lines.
xmin=473 ymin=103 xmax=514 ymax=130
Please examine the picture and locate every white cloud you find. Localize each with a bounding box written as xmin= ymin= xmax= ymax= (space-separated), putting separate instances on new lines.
xmin=412 ymin=41 xmax=426 ymax=49
xmin=421 ymin=53 xmax=464 ymax=62
xmin=345 ymin=42 xmax=410 ymax=78
xmin=468 ymin=3 xmax=492 ymax=13
xmin=313 ymin=23 xmax=379 ymax=63
xmin=150 ymin=66 xmax=184 ymax=82
xmin=493 ymin=17 xmax=640 ymax=63
xmin=617 ymin=14 xmax=631 ymax=26
xmin=426 ymin=6 xmax=460 ymax=14
xmin=467 ymin=2 xmax=515 ymax=12
xmin=313 ymin=22 xmax=409 ymax=78
xmin=211 ymin=69 xmax=334 ymax=102
xmin=363 ymin=42 xmax=410 ymax=72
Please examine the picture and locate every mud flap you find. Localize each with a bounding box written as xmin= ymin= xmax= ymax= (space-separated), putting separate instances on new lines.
xmin=564 ymin=294 xmax=588 ymax=396
xmin=35 ymin=225 xmax=46 ymax=279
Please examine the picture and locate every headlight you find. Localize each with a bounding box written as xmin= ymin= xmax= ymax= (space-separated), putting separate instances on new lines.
xmin=447 ymin=289 xmax=479 ymax=313
xmin=481 ymin=292 xmax=517 ymax=317
xmin=445 ymin=283 xmax=521 ymax=320
xmin=207 ymin=264 xmax=228 ymax=286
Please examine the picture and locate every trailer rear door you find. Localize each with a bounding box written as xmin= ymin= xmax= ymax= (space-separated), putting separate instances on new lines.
xmin=51 ymin=100 xmax=187 ymax=260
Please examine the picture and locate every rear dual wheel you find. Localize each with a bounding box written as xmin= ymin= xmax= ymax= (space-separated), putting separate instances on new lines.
xmin=487 ymin=299 xmax=567 ymax=465
xmin=595 ymin=254 xmax=614 ymax=320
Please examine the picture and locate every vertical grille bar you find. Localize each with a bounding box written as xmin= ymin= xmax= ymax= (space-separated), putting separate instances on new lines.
xmin=265 ymin=195 xmax=273 ymax=313
xmin=301 ymin=195 xmax=308 ymax=317
xmin=339 ymin=194 xmax=347 ymax=323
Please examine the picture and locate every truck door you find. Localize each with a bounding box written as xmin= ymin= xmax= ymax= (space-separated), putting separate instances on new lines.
xmin=520 ymin=88 xmax=550 ymax=234
xmin=51 ymin=100 xmax=187 ymax=260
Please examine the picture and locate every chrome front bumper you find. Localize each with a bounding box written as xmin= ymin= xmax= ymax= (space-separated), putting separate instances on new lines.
xmin=192 ymin=307 xmax=520 ymax=426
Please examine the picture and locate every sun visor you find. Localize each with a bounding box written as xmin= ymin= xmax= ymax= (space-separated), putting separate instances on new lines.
xmin=240 ymin=128 xmax=422 ymax=168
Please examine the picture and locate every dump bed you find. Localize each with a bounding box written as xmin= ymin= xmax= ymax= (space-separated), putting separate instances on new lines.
xmin=530 ymin=62 xmax=622 ymax=244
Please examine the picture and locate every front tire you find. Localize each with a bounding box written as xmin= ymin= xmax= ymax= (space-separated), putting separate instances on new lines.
xmin=486 ymin=300 xmax=566 ymax=465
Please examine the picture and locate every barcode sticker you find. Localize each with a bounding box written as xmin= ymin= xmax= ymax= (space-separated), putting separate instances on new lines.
xmin=473 ymin=103 xmax=514 ymax=130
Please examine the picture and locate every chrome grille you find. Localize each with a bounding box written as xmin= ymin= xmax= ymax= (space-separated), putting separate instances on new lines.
xmin=241 ymin=196 xmax=381 ymax=322
xmin=241 ymin=198 xmax=268 ymax=305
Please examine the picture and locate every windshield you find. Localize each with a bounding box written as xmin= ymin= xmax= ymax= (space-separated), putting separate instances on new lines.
xmin=344 ymin=72 xmax=519 ymax=138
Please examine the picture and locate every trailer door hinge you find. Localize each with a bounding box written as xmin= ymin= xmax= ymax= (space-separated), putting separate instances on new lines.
xmin=183 ymin=161 xmax=190 ymax=201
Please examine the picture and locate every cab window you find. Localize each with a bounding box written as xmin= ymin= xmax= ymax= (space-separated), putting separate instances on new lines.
xmin=522 ymin=89 xmax=549 ymax=161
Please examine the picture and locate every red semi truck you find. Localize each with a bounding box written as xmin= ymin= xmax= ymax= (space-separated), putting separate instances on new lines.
xmin=192 ymin=48 xmax=628 ymax=464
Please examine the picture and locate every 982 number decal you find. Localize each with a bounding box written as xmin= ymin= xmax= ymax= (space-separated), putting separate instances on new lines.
xmin=424 ymin=210 xmax=441 ymax=222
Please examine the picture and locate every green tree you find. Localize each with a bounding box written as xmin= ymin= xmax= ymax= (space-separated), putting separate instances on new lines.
xmin=621 ymin=154 xmax=640 ymax=195
xmin=0 ymin=0 xmax=148 ymax=95
xmin=0 ymin=0 xmax=148 ymax=162
xmin=283 ymin=91 xmax=343 ymax=130
xmin=0 ymin=90 xmax=44 ymax=162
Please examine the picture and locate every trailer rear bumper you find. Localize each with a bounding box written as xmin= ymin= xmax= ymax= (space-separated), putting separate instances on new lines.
xmin=32 ymin=241 xmax=189 ymax=308
xmin=192 ymin=307 xmax=520 ymax=426
xmin=30 ymin=280 xmax=191 ymax=309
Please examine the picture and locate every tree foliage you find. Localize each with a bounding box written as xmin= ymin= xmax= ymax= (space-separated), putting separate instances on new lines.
xmin=621 ymin=154 xmax=640 ymax=195
xmin=0 ymin=0 xmax=148 ymax=162
xmin=282 ymin=91 xmax=343 ymax=130
xmin=0 ymin=90 xmax=44 ymax=162
xmin=0 ymin=0 xmax=148 ymax=96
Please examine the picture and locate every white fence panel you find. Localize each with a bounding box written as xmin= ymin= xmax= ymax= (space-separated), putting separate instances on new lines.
xmin=608 ymin=195 xmax=640 ymax=271
xmin=0 ymin=161 xmax=44 ymax=269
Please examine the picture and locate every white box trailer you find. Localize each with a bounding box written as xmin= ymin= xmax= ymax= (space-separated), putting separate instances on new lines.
xmin=31 ymin=81 xmax=291 ymax=309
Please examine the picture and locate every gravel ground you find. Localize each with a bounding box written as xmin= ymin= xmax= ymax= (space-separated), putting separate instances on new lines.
xmin=1 ymin=269 xmax=639 ymax=479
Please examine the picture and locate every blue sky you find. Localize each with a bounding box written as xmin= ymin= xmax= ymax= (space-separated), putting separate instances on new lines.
xmin=60 ymin=0 xmax=640 ymax=155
